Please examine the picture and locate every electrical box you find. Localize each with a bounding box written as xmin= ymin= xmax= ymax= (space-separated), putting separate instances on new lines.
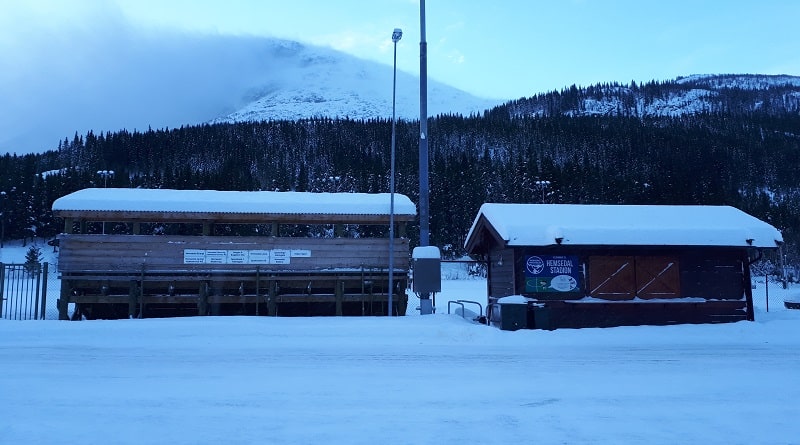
xmin=412 ymin=246 xmax=441 ymax=293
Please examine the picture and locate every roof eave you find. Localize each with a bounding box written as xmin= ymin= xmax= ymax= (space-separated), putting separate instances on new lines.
xmin=53 ymin=209 xmax=416 ymax=224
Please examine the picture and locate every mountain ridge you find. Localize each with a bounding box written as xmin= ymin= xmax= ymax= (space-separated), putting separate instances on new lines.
xmin=501 ymin=74 xmax=800 ymax=119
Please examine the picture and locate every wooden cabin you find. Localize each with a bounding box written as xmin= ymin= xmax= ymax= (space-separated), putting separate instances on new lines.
xmin=52 ymin=188 xmax=416 ymax=319
xmin=464 ymin=204 xmax=783 ymax=329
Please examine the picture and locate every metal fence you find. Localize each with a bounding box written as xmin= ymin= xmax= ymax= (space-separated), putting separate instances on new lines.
xmin=756 ymin=275 xmax=799 ymax=313
xmin=1 ymin=262 xmax=62 ymax=320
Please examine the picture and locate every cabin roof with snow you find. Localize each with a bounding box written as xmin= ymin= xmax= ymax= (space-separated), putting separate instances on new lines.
xmin=52 ymin=188 xmax=417 ymax=224
xmin=464 ymin=203 xmax=783 ymax=252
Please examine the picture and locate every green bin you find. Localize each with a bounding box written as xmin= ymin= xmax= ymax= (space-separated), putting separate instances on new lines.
xmin=499 ymin=301 xmax=528 ymax=331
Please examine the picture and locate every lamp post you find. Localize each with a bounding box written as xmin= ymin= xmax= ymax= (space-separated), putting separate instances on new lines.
xmin=97 ymin=170 xmax=114 ymax=188
xmin=97 ymin=171 xmax=114 ymax=234
xmin=534 ymin=180 xmax=551 ymax=203
xmin=388 ymin=27 xmax=402 ymax=317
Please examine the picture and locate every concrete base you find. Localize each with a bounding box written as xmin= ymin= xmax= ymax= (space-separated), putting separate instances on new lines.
xmin=419 ymin=298 xmax=434 ymax=315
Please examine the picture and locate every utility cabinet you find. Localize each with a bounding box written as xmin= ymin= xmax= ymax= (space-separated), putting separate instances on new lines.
xmin=412 ymin=246 xmax=441 ymax=294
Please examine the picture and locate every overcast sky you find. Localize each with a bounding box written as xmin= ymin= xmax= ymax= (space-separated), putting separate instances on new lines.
xmin=4 ymin=0 xmax=800 ymax=100
xmin=2 ymin=0 xmax=800 ymax=154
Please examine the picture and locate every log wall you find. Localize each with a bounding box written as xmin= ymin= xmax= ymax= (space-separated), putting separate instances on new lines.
xmin=57 ymin=234 xmax=410 ymax=319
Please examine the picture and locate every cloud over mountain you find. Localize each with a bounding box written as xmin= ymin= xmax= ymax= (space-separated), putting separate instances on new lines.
xmin=0 ymin=13 xmax=497 ymax=155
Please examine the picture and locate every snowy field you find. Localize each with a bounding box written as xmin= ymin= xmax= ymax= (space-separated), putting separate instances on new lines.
xmin=2 ymin=239 xmax=800 ymax=444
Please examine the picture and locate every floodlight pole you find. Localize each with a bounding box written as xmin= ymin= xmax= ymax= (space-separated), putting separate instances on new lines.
xmin=419 ymin=0 xmax=429 ymax=248
xmin=417 ymin=0 xmax=434 ymax=315
xmin=388 ymin=28 xmax=402 ymax=316
xmin=97 ymin=170 xmax=115 ymax=234
xmin=535 ymin=180 xmax=551 ymax=203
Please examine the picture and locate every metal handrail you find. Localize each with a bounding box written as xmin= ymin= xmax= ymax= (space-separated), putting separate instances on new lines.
xmin=447 ymin=300 xmax=465 ymax=317
xmin=456 ymin=299 xmax=483 ymax=317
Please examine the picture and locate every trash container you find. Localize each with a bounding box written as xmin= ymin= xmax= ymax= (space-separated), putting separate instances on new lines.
xmin=531 ymin=304 xmax=553 ymax=330
xmin=498 ymin=296 xmax=528 ymax=331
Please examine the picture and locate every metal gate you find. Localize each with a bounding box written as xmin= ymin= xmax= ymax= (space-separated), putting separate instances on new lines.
xmin=1 ymin=263 xmax=49 ymax=320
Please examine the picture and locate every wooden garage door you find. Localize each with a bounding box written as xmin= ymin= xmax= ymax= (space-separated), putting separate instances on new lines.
xmin=588 ymin=256 xmax=636 ymax=300
xmin=588 ymin=256 xmax=680 ymax=300
xmin=635 ymin=256 xmax=680 ymax=299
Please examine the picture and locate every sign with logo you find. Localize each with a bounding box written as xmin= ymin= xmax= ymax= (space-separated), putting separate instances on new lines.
xmin=524 ymin=255 xmax=581 ymax=294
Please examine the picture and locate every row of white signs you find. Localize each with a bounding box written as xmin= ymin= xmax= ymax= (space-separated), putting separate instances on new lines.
xmin=183 ymin=249 xmax=312 ymax=265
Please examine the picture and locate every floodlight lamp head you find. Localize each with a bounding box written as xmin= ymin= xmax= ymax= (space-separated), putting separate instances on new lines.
xmin=392 ymin=28 xmax=402 ymax=43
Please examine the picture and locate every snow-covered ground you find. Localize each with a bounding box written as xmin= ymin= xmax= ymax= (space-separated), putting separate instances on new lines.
xmin=1 ymin=239 xmax=799 ymax=444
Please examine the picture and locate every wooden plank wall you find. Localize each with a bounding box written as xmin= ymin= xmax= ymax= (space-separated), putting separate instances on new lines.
xmin=58 ymin=234 xmax=410 ymax=275
xmin=488 ymin=246 xmax=515 ymax=299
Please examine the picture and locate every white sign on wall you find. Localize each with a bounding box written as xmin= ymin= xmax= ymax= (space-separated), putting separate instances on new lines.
xmin=228 ymin=250 xmax=248 ymax=264
xmin=271 ymin=249 xmax=290 ymax=264
xmin=248 ymin=250 xmax=271 ymax=264
xmin=183 ymin=249 xmax=206 ymax=264
xmin=182 ymin=248 xmax=310 ymax=265
xmin=205 ymin=250 xmax=228 ymax=264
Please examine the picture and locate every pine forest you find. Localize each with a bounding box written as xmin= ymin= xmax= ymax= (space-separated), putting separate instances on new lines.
xmin=1 ymin=78 xmax=799 ymax=270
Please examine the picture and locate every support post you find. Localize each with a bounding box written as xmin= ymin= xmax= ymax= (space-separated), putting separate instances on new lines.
xmin=198 ymin=282 xmax=209 ymax=316
xmin=59 ymin=281 xmax=71 ymax=320
xmin=139 ymin=264 xmax=145 ymax=319
xmin=128 ymin=280 xmax=138 ymax=318
xmin=780 ymin=245 xmax=787 ymax=289
xmin=39 ymin=262 xmax=49 ymax=320
xmin=255 ymin=266 xmax=261 ymax=316
xmin=0 ymin=263 xmax=5 ymax=316
xmin=268 ymin=279 xmax=277 ymax=316
xmin=766 ymin=272 xmax=769 ymax=313
xmin=335 ymin=280 xmax=343 ymax=316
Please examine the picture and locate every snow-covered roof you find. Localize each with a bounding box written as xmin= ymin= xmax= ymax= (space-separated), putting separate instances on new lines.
xmin=465 ymin=203 xmax=783 ymax=249
xmin=53 ymin=188 xmax=416 ymax=220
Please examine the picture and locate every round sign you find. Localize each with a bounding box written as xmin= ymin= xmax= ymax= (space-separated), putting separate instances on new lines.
xmin=526 ymin=256 xmax=545 ymax=275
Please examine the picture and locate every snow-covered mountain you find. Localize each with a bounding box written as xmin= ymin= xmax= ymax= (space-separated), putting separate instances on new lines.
xmin=4 ymin=14 xmax=796 ymax=157
xmin=505 ymin=74 xmax=800 ymax=118
xmin=211 ymin=40 xmax=498 ymax=124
